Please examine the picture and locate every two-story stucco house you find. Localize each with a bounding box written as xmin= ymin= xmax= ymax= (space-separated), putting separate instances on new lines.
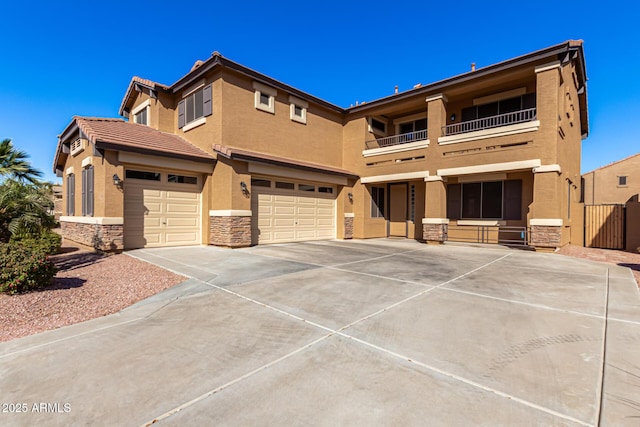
xmin=53 ymin=40 xmax=588 ymax=252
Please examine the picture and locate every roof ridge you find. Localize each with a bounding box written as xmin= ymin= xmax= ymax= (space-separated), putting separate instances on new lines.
xmin=584 ymin=152 xmax=640 ymax=174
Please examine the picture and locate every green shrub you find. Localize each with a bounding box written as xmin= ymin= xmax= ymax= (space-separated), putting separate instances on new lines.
xmin=10 ymin=231 xmax=62 ymax=255
xmin=0 ymin=243 xmax=57 ymax=294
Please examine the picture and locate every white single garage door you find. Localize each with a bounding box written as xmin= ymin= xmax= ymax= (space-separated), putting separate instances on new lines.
xmin=252 ymin=178 xmax=336 ymax=244
xmin=124 ymin=169 xmax=202 ymax=249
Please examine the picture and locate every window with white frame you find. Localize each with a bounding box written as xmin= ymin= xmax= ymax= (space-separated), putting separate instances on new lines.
xmin=289 ymin=95 xmax=308 ymax=124
xmin=132 ymin=100 xmax=150 ymax=126
xmin=253 ymin=81 xmax=277 ymax=114
xmin=178 ymin=83 xmax=212 ymax=130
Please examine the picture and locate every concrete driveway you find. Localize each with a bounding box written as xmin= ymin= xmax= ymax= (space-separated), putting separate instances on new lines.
xmin=1 ymin=239 xmax=639 ymax=426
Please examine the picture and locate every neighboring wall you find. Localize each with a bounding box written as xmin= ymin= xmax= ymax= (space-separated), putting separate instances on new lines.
xmin=583 ymin=154 xmax=640 ymax=205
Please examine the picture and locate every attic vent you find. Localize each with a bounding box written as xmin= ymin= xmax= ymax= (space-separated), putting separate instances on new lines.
xmin=71 ymin=138 xmax=87 ymax=156
xmin=191 ymin=60 xmax=205 ymax=72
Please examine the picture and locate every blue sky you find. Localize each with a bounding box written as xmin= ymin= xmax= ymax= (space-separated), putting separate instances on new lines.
xmin=1 ymin=1 xmax=638 ymax=183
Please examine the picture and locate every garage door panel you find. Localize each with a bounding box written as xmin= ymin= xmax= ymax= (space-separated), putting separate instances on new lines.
xmin=166 ymin=217 xmax=199 ymax=227
xmin=144 ymin=217 xmax=162 ymax=227
xmin=297 ymin=218 xmax=316 ymax=226
xmin=274 ymin=195 xmax=296 ymax=202
xmin=274 ymin=218 xmax=295 ymax=227
xmin=166 ymin=191 xmax=199 ymax=200
xmin=165 ymin=232 xmax=200 ymax=244
xmin=297 ymin=207 xmax=316 ymax=215
xmin=317 ymin=229 xmax=335 ymax=238
xmin=273 ymin=230 xmax=295 ymax=241
xmin=166 ymin=203 xmax=199 ymax=214
xmin=317 ymin=218 xmax=335 ymax=226
xmin=274 ymin=206 xmax=295 ymax=214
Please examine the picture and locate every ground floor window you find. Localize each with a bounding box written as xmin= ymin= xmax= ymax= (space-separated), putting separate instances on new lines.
xmin=66 ymin=173 xmax=75 ymax=215
xmin=371 ymin=186 xmax=385 ymax=218
xmin=82 ymin=166 xmax=94 ymax=216
xmin=447 ymin=180 xmax=521 ymax=220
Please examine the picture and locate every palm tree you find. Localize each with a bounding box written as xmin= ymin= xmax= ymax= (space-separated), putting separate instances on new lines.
xmin=0 ymin=180 xmax=55 ymax=242
xmin=0 ymin=139 xmax=42 ymax=184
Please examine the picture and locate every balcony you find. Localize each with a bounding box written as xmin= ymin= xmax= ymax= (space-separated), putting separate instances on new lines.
xmin=365 ymin=129 xmax=428 ymax=150
xmin=442 ymin=108 xmax=536 ymax=136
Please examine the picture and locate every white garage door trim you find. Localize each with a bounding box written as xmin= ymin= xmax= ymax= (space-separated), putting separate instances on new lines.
xmin=124 ymin=169 xmax=202 ymax=249
xmin=252 ymin=178 xmax=336 ymax=245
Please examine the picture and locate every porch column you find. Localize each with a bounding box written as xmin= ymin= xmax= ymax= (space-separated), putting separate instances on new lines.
xmin=530 ymin=167 xmax=563 ymax=250
xmin=209 ymin=157 xmax=253 ymax=248
xmin=423 ymin=176 xmax=448 ymax=244
xmin=426 ymin=93 xmax=447 ymax=141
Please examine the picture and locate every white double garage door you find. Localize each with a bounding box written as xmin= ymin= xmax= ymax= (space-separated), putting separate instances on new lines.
xmin=252 ymin=178 xmax=337 ymax=244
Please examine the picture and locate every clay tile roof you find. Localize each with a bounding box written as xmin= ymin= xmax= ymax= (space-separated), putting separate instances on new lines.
xmin=212 ymin=144 xmax=358 ymax=178
xmin=76 ymin=117 xmax=214 ymax=162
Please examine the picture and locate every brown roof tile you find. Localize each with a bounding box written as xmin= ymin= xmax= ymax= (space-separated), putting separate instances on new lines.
xmin=76 ymin=117 xmax=214 ymax=162
xmin=212 ymin=144 xmax=357 ymax=178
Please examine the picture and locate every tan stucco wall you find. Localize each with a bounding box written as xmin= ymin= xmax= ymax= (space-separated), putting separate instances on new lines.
xmin=583 ymin=155 xmax=640 ymax=205
xmin=626 ymin=202 xmax=640 ymax=252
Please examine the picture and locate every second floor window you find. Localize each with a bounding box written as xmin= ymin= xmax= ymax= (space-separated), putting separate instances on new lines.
xmin=178 ymin=84 xmax=212 ymax=129
xmin=134 ymin=108 xmax=148 ymax=125
xmin=461 ymin=93 xmax=536 ymax=122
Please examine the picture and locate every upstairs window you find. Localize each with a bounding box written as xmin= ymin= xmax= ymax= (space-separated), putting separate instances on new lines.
xmin=132 ymin=100 xmax=150 ymax=126
xmin=398 ymin=118 xmax=427 ymax=135
xmin=289 ymin=96 xmax=308 ymax=124
xmin=461 ymin=93 xmax=536 ymax=122
xmin=368 ymin=117 xmax=387 ymax=136
xmin=134 ymin=108 xmax=148 ymax=125
xmin=253 ymin=82 xmax=277 ymax=114
xmin=178 ymin=84 xmax=212 ymax=130
xmin=618 ymin=176 xmax=628 ymax=186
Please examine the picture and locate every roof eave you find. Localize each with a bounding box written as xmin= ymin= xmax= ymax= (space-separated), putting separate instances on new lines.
xmin=95 ymin=140 xmax=216 ymax=164
xmin=347 ymin=41 xmax=577 ymax=114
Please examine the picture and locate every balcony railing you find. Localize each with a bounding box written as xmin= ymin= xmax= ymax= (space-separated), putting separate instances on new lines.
xmin=365 ymin=129 xmax=428 ymax=150
xmin=442 ymin=108 xmax=537 ymax=136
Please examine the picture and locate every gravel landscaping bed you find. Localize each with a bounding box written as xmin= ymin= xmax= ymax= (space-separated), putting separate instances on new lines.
xmin=558 ymin=245 xmax=640 ymax=287
xmin=0 ymin=245 xmax=185 ymax=342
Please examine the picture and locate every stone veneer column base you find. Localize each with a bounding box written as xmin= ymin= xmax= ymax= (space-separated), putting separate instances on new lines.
xmin=422 ymin=222 xmax=448 ymax=244
xmin=343 ymin=214 xmax=354 ymax=239
xmin=60 ymin=220 xmax=124 ymax=252
xmin=209 ymin=212 xmax=252 ymax=248
xmin=530 ymin=225 xmax=562 ymax=250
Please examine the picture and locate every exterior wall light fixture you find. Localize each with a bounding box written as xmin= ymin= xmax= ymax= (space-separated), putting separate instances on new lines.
xmin=348 ymin=192 xmax=353 ymax=202
xmin=240 ymin=181 xmax=248 ymax=193
xmin=113 ymin=174 xmax=122 ymax=186
xmin=450 ymin=114 xmax=456 ymax=121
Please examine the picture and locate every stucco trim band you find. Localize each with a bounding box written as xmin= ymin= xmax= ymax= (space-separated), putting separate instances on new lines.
xmin=344 ymin=213 xmax=355 ymax=218
xmin=362 ymin=139 xmax=430 ymax=157
xmin=60 ymin=216 xmax=124 ymax=225
xmin=530 ymin=219 xmax=563 ymax=226
xmin=533 ymin=164 xmax=562 ymax=173
xmin=361 ymin=171 xmax=429 ymax=184
xmin=438 ymin=159 xmax=541 ymax=177
xmin=209 ymin=210 xmax=252 ymax=217
xmin=438 ymin=120 xmax=540 ymax=145
xmin=422 ymin=218 xmax=450 ymax=224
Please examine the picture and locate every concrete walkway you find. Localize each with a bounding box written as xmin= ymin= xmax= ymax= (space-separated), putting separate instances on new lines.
xmin=1 ymin=239 xmax=639 ymax=426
